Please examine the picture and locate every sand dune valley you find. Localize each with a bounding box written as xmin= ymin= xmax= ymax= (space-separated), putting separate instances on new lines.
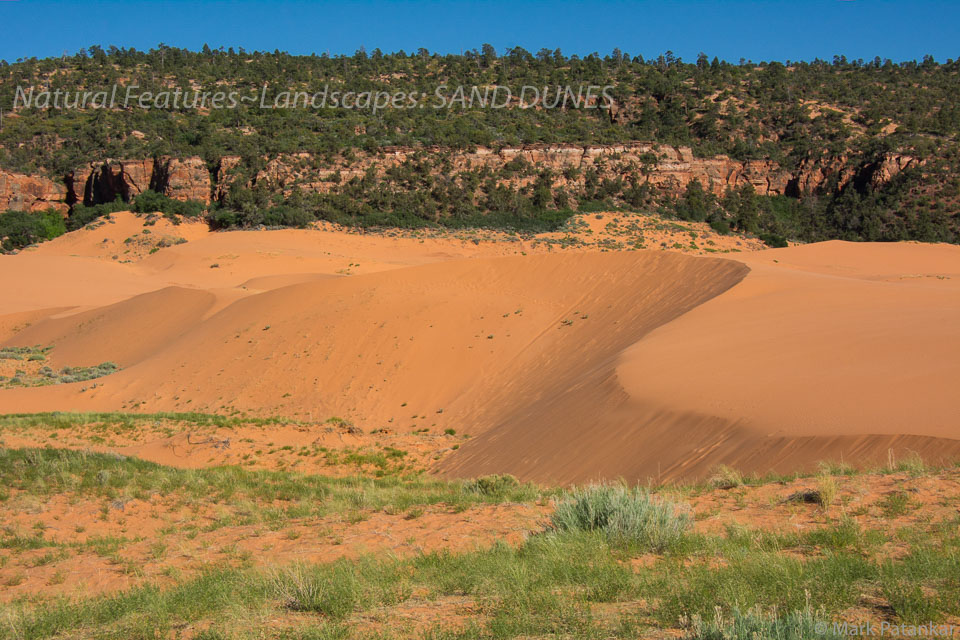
xmin=2 ymin=210 xmax=960 ymax=637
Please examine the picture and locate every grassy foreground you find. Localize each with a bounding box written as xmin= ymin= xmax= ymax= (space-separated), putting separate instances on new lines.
xmin=1 ymin=416 xmax=959 ymax=638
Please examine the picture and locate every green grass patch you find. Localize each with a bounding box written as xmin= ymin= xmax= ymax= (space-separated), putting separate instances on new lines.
xmin=6 ymin=522 xmax=960 ymax=639
xmin=0 ymin=411 xmax=296 ymax=432
xmin=547 ymin=484 xmax=691 ymax=551
xmin=0 ymin=448 xmax=544 ymax=527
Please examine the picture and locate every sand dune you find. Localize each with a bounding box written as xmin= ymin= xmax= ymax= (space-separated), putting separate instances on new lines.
xmin=2 ymin=212 xmax=959 ymax=482
xmin=441 ymin=242 xmax=960 ymax=482
xmin=617 ymin=242 xmax=960 ymax=439
xmin=7 ymin=287 xmax=217 ymax=367
xmin=0 ymin=212 xmax=512 ymax=317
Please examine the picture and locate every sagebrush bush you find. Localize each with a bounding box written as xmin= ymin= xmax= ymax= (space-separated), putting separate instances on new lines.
xmin=548 ymin=484 xmax=691 ymax=549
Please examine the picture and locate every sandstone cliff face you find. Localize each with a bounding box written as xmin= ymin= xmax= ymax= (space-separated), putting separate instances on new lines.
xmin=786 ymin=156 xmax=852 ymax=196
xmin=212 ymin=156 xmax=243 ymax=202
xmin=229 ymin=145 xmax=923 ymax=207
xmin=784 ymin=153 xmax=923 ymax=197
xmin=69 ymin=160 xmax=153 ymax=206
xmin=250 ymin=143 xmax=795 ymax=199
xmin=0 ymin=170 xmax=68 ymax=212
xmin=2 ymin=146 xmax=920 ymax=215
xmin=865 ymin=154 xmax=920 ymax=190
xmin=66 ymin=157 xmax=212 ymax=206
xmin=153 ymin=157 xmax=211 ymax=203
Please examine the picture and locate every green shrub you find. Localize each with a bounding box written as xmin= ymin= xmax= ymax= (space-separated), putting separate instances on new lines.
xmin=465 ymin=474 xmax=520 ymax=497
xmin=709 ymin=218 xmax=731 ymax=234
xmin=67 ymin=197 xmax=129 ymax=230
xmin=758 ymin=232 xmax=789 ymax=248
xmin=0 ymin=208 xmax=67 ymax=251
xmin=133 ymin=190 xmax=205 ymax=218
xmin=879 ymin=491 xmax=916 ymax=518
xmin=548 ymin=484 xmax=691 ymax=550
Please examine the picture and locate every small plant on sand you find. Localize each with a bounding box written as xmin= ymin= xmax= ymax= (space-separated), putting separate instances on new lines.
xmin=0 ymin=351 xmax=119 ymax=389
xmin=893 ymin=452 xmax=929 ymax=477
xmin=879 ymin=490 xmax=917 ymax=518
xmin=465 ymin=473 xmax=520 ymax=497
xmin=708 ymin=465 xmax=744 ymax=490
xmin=272 ymin=563 xmax=327 ymax=612
xmin=548 ymin=484 xmax=691 ymax=550
xmin=4 ymin=571 xmax=25 ymax=587
xmin=816 ymin=475 xmax=838 ymax=509
xmin=817 ymin=460 xmax=857 ymax=476
xmin=47 ymin=570 xmax=66 ymax=586
xmin=271 ymin=562 xmax=358 ymax=618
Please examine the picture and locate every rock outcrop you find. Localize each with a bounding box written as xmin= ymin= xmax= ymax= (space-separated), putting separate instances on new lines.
xmin=75 ymin=160 xmax=153 ymax=205
xmin=861 ymin=153 xmax=921 ymax=191
xmin=212 ymin=156 xmax=243 ymax=202
xmin=2 ymin=146 xmax=922 ymax=216
xmin=250 ymin=143 xmax=795 ymax=198
xmin=785 ymin=156 xmax=852 ymax=197
xmin=207 ymin=145 xmax=922 ymax=205
xmin=0 ymin=170 xmax=68 ymax=212
xmin=66 ymin=157 xmax=212 ymax=206
xmin=153 ymin=157 xmax=211 ymax=203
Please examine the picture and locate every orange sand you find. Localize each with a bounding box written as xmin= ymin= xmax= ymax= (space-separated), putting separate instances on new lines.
xmin=2 ymin=211 xmax=958 ymax=482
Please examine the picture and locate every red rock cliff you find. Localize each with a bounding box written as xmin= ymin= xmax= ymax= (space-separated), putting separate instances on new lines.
xmin=66 ymin=157 xmax=212 ymax=206
xmin=0 ymin=170 xmax=68 ymax=212
xmin=2 ymin=146 xmax=920 ymax=214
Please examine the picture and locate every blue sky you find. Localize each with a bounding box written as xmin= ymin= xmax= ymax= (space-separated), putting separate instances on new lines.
xmin=1 ymin=0 xmax=957 ymax=64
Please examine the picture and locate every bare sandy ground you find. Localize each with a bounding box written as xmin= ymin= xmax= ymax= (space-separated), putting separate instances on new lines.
xmin=2 ymin=211 xmax=958 ymax=482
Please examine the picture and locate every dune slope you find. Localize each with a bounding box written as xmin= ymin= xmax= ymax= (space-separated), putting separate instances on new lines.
xmin=439 ymin=242 xmax=960 ymax=482
xmin=2 ymin=252 xmax=746 ymax=429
